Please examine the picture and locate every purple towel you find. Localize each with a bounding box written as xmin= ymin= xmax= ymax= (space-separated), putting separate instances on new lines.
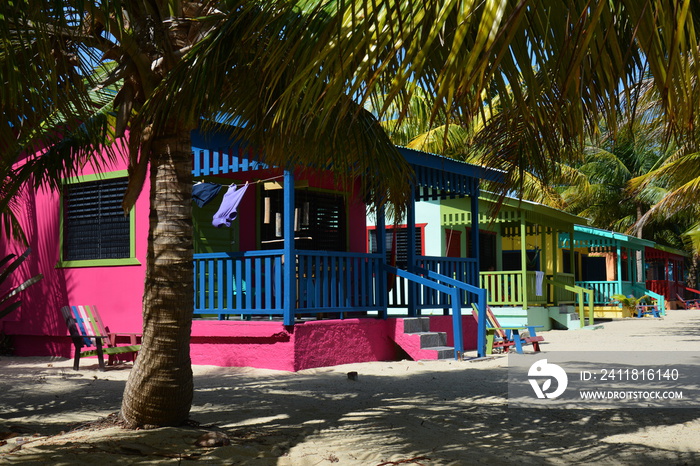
xmin=212 ymin=183 xmax=249 ymax=227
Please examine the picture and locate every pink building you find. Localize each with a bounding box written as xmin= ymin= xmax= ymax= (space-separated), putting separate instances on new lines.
xmin=1 ymin=129 xmax=502 ymax=370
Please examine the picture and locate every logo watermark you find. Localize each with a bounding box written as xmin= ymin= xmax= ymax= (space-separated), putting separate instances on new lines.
xmin=527 ymin=359 xmax=568 ymax=399
xmin=508 ymin=352 xmax=700 ymax=408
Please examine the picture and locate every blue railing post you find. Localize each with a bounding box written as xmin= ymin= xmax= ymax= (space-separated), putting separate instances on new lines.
xmin=450 ymin=289 xmax=463 ymax=359
xmin=475 ymin=288 xmax=487 ymax=358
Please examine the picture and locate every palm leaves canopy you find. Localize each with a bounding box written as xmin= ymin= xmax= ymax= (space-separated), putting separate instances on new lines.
xmin=3 ymin=1 xmax=700 ymax=427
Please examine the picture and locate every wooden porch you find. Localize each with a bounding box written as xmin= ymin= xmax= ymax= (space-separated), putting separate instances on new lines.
xmin=441 ymin=194 xmax=594 ymax=327
xmin=190 ymin=136 xmax=503 ymax=358
xmin=560 ymin=226 xmax=666 ymax=315
xmin=645 ymin=245 xmax=689 ymax=307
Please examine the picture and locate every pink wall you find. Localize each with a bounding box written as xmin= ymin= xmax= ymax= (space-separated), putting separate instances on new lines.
xmin=190 ymin=320 xmax=296 ymax=370
xmin=1 ymin=156 xmax=149 ymax=342
xmin=190 ymin=318 xmax=397 ymax=371
xmin=292 ymin=318 xmax=396 ymax=370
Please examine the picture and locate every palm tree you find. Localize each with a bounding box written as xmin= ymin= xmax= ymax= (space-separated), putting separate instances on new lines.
xmin=559 ymin=123 xmax=672 ymax=235
xmin=3 ymin=1 xmax=700 ymax=429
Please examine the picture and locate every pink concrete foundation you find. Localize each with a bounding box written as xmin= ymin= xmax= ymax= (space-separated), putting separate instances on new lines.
xmin=11 ymin=317 xmax=477 ymax=372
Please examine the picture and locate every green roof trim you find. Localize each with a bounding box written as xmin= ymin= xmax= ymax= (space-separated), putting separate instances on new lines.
xmin=479 ymin=192 xmax=587 ymax=227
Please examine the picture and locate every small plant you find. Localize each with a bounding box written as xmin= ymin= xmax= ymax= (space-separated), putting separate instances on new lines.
xmin=0 ymin=248 xmax=43 ymax=320
xmin=611 ymin=294 xmax=650 ymax=318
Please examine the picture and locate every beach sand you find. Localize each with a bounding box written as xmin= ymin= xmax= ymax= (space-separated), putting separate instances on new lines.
xmin=1 ymin=309 xmax=700 ymax=465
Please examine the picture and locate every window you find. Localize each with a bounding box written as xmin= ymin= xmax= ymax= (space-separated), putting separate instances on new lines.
xmin=465 ymin=228 xmax=497 ymax=271
xmin=562 ymin=249 xmax=580 ymax=275
xmin=368 ymin=226 xmax=424 ymax=269
xmin=261 ymin=189 xmax=347 ymax=251
xmin=60 ymin=172 xmax=138 ymax=267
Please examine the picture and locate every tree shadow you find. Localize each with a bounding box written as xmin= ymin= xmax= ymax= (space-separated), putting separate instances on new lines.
xmin=1 ymin=359 xmax=699 ymax=464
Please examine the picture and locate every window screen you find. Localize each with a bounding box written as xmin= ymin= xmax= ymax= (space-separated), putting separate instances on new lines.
xmin=368 ymin=226 xmax=423 ymax=269
xmin=465 ymin=228 xmax=497 ymax=271
xmin=261 ymin=189 xmax=347 ymax=251
xmin=63 ymin=177 xmax=131 ymax=261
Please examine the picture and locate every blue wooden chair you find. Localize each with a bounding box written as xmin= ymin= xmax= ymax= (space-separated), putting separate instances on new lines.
xmin=635 ymin=304 xmax=661 ymax=318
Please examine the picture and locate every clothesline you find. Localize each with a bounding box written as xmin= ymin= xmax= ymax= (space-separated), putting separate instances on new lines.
xmin=194 ymin=174 xmax=284 ymax=188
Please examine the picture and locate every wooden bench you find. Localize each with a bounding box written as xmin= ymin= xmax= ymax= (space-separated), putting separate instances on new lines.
xmin=676 ymin=294 xmax=700 ymax=310
xmin=61 ymin=305 xmax=141 ymax=371
xmin=472 ymin=304 xmax=544 ymax=355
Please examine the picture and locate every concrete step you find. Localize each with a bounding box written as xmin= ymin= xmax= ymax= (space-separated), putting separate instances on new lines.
xmin=412 ymin=331 xmax=447 ymax=348
xmin=402 ymin=317 xmax=430 ymax=334
xmin=423 ymin=346 xmax=455 ymax=360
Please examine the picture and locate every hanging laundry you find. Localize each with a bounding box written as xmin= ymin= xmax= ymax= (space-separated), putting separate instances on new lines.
xmin=535 ymin=271 xmax=545 ymax=296
xmin=192 ymin=182 xmax=222 ymax=207
xmin=212 ymin=182 xmax=249 ymax=227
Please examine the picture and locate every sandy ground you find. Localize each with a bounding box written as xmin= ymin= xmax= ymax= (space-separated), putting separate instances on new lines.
xmin=1 ymin=310 xmax=700 ymax=465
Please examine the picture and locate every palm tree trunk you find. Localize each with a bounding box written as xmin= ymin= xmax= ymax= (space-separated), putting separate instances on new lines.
xmin=120 ymin=128 xmax=194 ymax=428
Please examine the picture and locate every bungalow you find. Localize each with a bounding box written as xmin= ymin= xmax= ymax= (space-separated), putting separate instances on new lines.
xmin=559 ymin=225 xmax=665 ymax=317
xmin=644 ymin=244 xmax=693 ymax=308
xmin=0 ymin=132 xmax=502 ymax=370
xmin=416 ymin=193 xmax=593 ymax=329
xmin=367 ymin=192 xmax=595 ymax=330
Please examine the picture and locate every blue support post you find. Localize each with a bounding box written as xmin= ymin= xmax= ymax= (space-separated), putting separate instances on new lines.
xmin=377 ymin=206 xmax=389 ymax=319
xmin=407 ymin=187 xmax=417 ymax=316
xmin=470 ymin=191 xmax=480 ymax=275
xmin=283 ymin=169 xmax=296 ymax=326
xmin=471 ymin=192 xmax=485 ymax=356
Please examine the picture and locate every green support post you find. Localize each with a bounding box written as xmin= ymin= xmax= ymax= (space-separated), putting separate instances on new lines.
xmin=520 ymin=215 xmax=528 ymax=309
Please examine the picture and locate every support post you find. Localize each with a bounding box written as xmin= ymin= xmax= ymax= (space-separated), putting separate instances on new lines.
xmin=377 ymin=206 xmax=388 ymax=319
xmin=569 ymin=227 xmax=576 ymax=282
xmin=616 ymin=244 xmax=623 ymax=296
xmin=407 ymin=187 xmax=417 ymax=316
xmin=476 ymin=288 xmax=488 ymax=358
xmin=520 ymin=215 xmax=529 ymax=309
xmin=283 ymin=169 xmax=296 ymax=326
xmin=470 ymin=192 xmax=480 ymax=283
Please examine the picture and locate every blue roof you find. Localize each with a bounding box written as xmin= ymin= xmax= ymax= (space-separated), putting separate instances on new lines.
xmin=397 ymin=147 xmax=505 ymax=184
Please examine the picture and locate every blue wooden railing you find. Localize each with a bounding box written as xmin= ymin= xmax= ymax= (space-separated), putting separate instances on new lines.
xmin=387 ymin=256 xmax=478 ymax=310
xmin=417 ymin=268 xmax=489 ymax=358
xmin=575 ymin=280 xmax=622 ymax=305
xmin=193 ymin=250 xmax=384 ymax=319
xmin=295 ymin=251 xmax=384 ymax=314
xmin=194 ymin=251 xmax=285 ymax=319
xmin=193 ymin=251 xmax=488 ymax=358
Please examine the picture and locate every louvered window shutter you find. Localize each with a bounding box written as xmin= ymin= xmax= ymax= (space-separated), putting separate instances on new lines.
xmin=63 ymin=178 xmax=130 ymax=261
